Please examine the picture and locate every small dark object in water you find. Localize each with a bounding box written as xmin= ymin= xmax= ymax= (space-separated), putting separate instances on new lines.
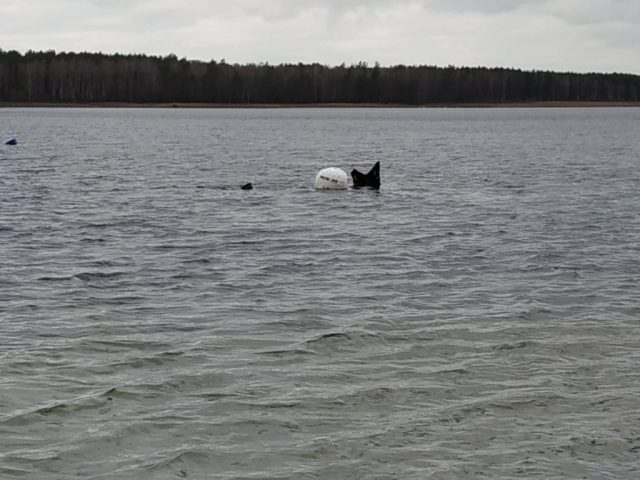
xmin=5 ymin=138 xmax=17 ymax=146
xmin=351 ymin=161 xmax=380 ymax=189
xmin=241 ymin=183 xmax=253 ymax=190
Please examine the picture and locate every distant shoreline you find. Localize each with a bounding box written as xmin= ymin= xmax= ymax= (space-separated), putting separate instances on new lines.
xmin=2 ymin=101 xmax=640 ymax=109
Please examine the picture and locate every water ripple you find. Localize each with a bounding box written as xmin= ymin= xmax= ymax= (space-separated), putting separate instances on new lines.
xmin=2 ymin=107 xmax=640 ymax=479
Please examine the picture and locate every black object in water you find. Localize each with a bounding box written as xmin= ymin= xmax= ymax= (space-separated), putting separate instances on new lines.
xmin=351 ymin=161 xmax=380 ymax=189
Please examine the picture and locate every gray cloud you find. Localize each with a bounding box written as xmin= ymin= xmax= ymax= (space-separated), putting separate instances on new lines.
xmin=0 ymin=0 xmax=638 ymax=73
xmin=426 ymin=0 xmax=539 ymax=14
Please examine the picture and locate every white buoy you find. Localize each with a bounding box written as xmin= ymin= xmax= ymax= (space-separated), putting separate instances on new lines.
xmin=314 ymin=167 xmax=348 ymax=190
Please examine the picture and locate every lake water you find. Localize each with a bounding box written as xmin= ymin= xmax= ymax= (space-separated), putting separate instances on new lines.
xmin=1 ymin=107 xmax=640 ymax=479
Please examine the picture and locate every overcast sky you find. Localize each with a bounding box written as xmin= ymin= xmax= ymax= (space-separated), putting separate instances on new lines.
xmin=0 ymin=0 xmax=638 ymax=73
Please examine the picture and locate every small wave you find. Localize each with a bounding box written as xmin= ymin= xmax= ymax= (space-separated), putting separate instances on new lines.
xmin=84 ymin=220 xmax=150 ymax=229
xmin=0 ymin=466 xmax=32 ymax=478
xmin=141 ymin=449 xmax=211 ymax=474
xmin=99 ymin=386 xmax=151 ymax=401
xmin=37 ymin=275 xmax=75 ymax=282
xmin=258 ymin=348 xmax=315 ymax=356
xmin=90 ymin=260 xmax=121 ymax=267
xmin=183 ymin=258 xmax=211 ymax=264
xmin=110 ymin=350 xmax=186 ymax=369
xmin=151 ymin=244 xmax=200 ymax=251
xmin=308 ymin=331 xmax=350 ymax=342
xmin=98 ymin=295 xmax=144 ymax=305
xmin=517 ymin=308 xmax=554 ymax=321
xmin=306 ymin=330 xmax=379 ymax=347
xmin=74 ymin=271 xmax=126 ymax=281
xmin=336 ymin=386 xmax=397 ymax=406
xmin=171 ymin=272 xmax=196 ymax=280
xmin=80 ymin=237 xmax=106 ymax=243
xmin=494 ymin=340 xmax=535 ymax=351
xmin=484 ymin=391 xmax=570 ymax=414
xmin=27 ymin=402 xmax=69 ymax=417
xmin=17 ymin=169 xmax=56 ymax=175
xmin=84 ymin=222 xmax=111 ymax=229
xmin=2 ymin=389 xmax=115 ymax=426
xmin=189 ymin=392 xmax=237 ymax=401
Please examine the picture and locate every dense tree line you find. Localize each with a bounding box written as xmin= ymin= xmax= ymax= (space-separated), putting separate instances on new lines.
xmin=1 ymin=49 xmax=639 ymax=104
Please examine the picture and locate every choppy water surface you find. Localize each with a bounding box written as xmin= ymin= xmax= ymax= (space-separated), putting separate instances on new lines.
xmin=1 ymin=107 xmax=640 ymax=479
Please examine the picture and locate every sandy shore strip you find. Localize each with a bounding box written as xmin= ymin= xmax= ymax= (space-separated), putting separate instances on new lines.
xmin=2 ymin=101 xmax=640 ymax=108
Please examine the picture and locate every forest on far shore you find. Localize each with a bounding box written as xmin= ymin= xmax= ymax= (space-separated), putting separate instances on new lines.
xmin=1 ymin=49 xmax=639 ymax=105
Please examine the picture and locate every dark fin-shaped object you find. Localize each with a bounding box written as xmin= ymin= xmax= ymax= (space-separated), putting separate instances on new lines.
xmin=241 ymin=182 xmax=253 ymax=190
xmin=5 ymin=138 xmax=17 ymax=146
xmin=351 ymin=161 xmax=380 ymax=189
